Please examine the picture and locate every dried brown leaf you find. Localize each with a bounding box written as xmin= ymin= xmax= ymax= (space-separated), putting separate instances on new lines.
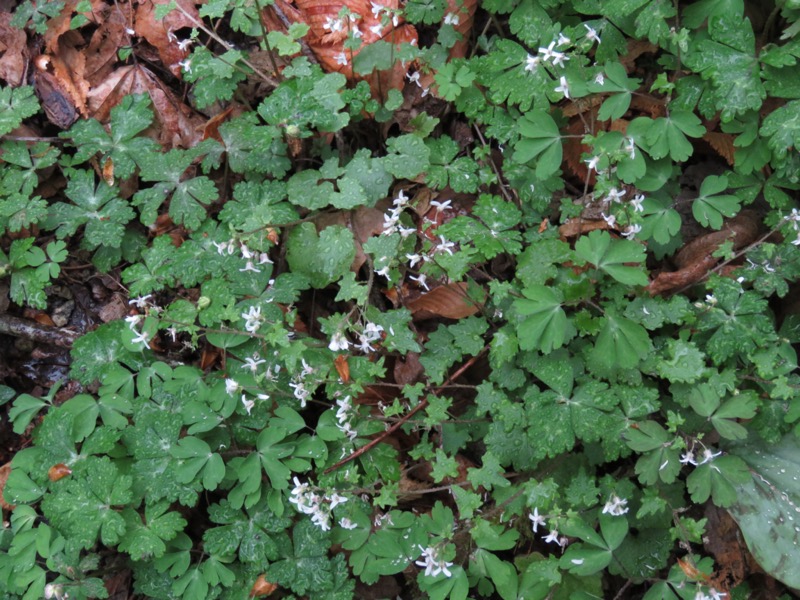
xmin=0 ymin=12 xmax=28 ymax=86
xmin=703 ymin=131 xmax=736 ymax=167
xmin=134 ymin=0 xmax=197 ymax=78
xmin=408 ymin=282 xmax=483 ymax=320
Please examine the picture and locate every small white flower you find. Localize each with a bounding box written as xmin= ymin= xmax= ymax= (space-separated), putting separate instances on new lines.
xmin=407 ymin=71 xmax=421 ymax=86
xmin=793 ymin=233 xmax=800 ymax=246
xmin=584 ymin=23 xmax=601 ymax=44
xmin=705 ymin=294 xmax=717 ymax=305
xmin=539 ymin=40 xmax=557 ymax=62
xmin=406 ymin=253 xmax=423 ymax=268
xmin=177 ymin=38 xmax=192 ymax=51
xmin=554 ymin=76 xmax=570 ymax=98
xmin=323 ymin=16 xmax=344 ymax=32
xmin=622 ymin=224 xmax=642 ymax=239
xmin=242 ymin=305 xmax=263 ymax=333
xmin=625 ymin=136 xmax=636 ymax=159
xmin=394 ymin=189 xmax=410 ymax=206
xmin=370 ymin=1 xmax=384 ymax=18
xmin=415 ymin=546 xmax=454 ymax=578
xmin=376 ymin=265 xmax=391 ymax=279
xmin=240 ymin=260 xmax=261 ymax=273
xmin=529 ymin=508 xmax=546 ymax=533
xmin=602 ymin=494 xmax=630 ymax=516
xmin=339 ymin=517 xmax=358 ymax=530
xmin=551 ymin=51 xmax=569 ymax=67
xmin=166 ymin=326 xmax=178 ymax=342
xmin=525 ymin=54 xmax=540 ymax=73
xmin=557 ymin=32 xmax=570 ymax=46
xmin=444 ymin=12 xmax=460 ymax=25
xmin=369 ymin=23 xmax=383 ymax=36
xmin=631 ymin=193 xmax=645 ymax=213
xmin=351 ymin=27 xmax=363 ymax=39
xmin=436 ymin=236 xmax=456 ymax=255
xmin=329 ymin=331 xmax=350 ymax=352
xmin=410 ymin=273 xmax=429 ymax=290
xmin=430 ymin=199 xmax=452 ymax=212
xmin=585 ymin=156 xmax=600 ymax=172
xmin=179 ymin=59 xmax=192 ymax=74
xmin=680 ymin=450 xmax=697 ymax=465
xmin=601 ymin=212 xmax=616 ymax=227
xmin=225 ymin=378 xmax=240 ymax=395
xmin=131 ymin=329 xmax=150 ymax=348
xmin=594 ymin=72 xmax=605 ymax=85
xmin=605 ymin=187 xmax=626 ymax=203
xmin=125 ymin=314 xmax=142 ymax=329
xmin=241 ymin=394 xmax=255 ymax=415
xmin=244 ymin=354 xmax=266 ymax=373
xmin=543 ymin=530 xmax=563 ymax=546
xmin=697 ymin=448 xmax=723 ymax=466
xmin=129 ymin=294 xmax=152 ymax=308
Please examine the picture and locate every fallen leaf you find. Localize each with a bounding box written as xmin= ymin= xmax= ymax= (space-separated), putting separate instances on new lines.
xmin=0 ymin=12 xmax=28 ymax=86
xmin=249 ymin=575 xmax=278 ymax=597
xmin=408 ymin=282 xmax=483 ymax=320
xmin=134 ymin=0 xmax=197 ymax=78
xmin=48 ymin=463 xmax=72 ymax=481
xmin=0 ymin=463 xmax=13 ymax=510
xmin=334 ymin=354 xmax=350 ymax=383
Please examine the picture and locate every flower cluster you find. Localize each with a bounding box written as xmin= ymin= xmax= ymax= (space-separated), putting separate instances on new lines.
xmin=334 ymin=394 xmax=358 ymax=440
xmin=355 ymin=321 xmax=384 ymax=353
xmin=126 ymin=295 xmax=162 ymax=349
xmin=289 ymin=477 xmax=348 ymax=531
xmin=289 ymin=359 xmax=317 ymax=408
xmin=381 ymin=189 xmax=415 ymax=238
xmin=601 ymin=494 xmax=629 ymax=516
xmin=415 ymin=545 xmax=454 ymax=578
xmin=212 ymin=239 xmax=273 ymax=273
xmin=529 ymin=508 xmax=568 ymax=548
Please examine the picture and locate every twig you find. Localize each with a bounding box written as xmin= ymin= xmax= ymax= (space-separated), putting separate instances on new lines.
xmin=0 ymin=314 xmax=79 ymax=348
xmin=324 ymin=347 xmax=488 ymax=474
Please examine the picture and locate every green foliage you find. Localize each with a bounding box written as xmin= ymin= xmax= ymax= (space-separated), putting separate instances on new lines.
xmin=4 ymin=1 xmax=800 ymax=599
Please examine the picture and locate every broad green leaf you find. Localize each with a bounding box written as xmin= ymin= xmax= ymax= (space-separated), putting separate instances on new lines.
xmin=692 ymin=175 xmax=741 ymax=229
xmin=592 ymin=311 xmax=653 ymax=370
xmin=574 ymin=229 xmax=649 ymax=285
xmin=513 ymin=110 xmax=563 ymax=179
xmin=514 ymin=285 xmax=568 ymax=353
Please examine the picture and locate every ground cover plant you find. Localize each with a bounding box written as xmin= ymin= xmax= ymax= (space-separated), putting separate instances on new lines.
xmin=3 ymin=0 xmax=800 ymax=598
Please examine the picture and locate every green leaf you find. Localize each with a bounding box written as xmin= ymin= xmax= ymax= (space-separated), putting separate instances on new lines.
xmin=513 ymin=110 xmax=563 ymax=179
xmin=286 ymin=223 xmax=355 ymax=288
xmin=383 ymin=135 xmax=431 ymax=179
xmin=514 ymin=285 xmax=568 ymax=353
xmin=692 ymin=175 xmax=740 ymax=229
xmin=0 ymin=85 xmax=39 ymax=136
xmin=760 ymin=99 xmax=800 ymax=159
xmin=592 ymin=311 xmax=653 ymax=370
xmin=574 ymin=230 xmax=649 ymax=285
xmin=686 ymin=454 xmax=750 ymax=507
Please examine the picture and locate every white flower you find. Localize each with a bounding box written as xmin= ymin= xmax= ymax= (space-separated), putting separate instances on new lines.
xmin=225 ymin=378 xmax=240 ymax=395
xmin=793 ymin=233 xmax=800 ymax=246
xmin=631 ymin=193 xmax=645 ymax=213
xmin=529 ymin=508 xmax=546 ymax=533
xmin=605 ymin=187 xmax=626 ymax=203
xmin=244 ymin=354 xmax=266 ymax=373
xmin=525 ymin=54 xmax=540 ymax=73
xmin=543 ymin=529 xmax=563 ymax=546
xmin=166 ymin=326 xmax=178 ymax=342
xmin=601 ymin=213 xmax=616 ymax=227
xmin=406 ymin=253 xmax=423 ymax=268
xmin=179 ymin=59 xmax=192 ymax=74
xmin=369 ymin=23 xmax=383 ymax=36
xmin=697 ymin=448 xmax=722 ymax=465
xmin=339 ymin=517 xmax=358 ymax=530
xmin=370 ymin=1 xmax=384 ymax=18
xmin=584 ymin=23 xmax=601 ymax=44
xmin=622 ymin=224 xmax=642 ymax=239
xmin=625 ymin=136 xmax=636 ymax=159
xmin=585 ymin=156 xmax=600 ymax=172
xmin=554 ymin=76 xmax=570 ymax=98
xmin=444 ymin=12 xmax=460 ymax=25
xmin=328 ymin=492 xmax=348 ymax=510
xmin=680 ymin=450 xmax=697 ymax=465
xmin=289 ymin=381 xmax=311 ymax=407
xmin=557 ymin=32 xmax=570 ymax=46
xmin=415 ymin=546 xmax=454 ymax=578
xmin=329 ymin=331 xmax=350 ymax=352
xmin=323 ymin=16 xmax=344 ymax=32
xmin=351 ymin=27 xmax=363 ymax=39
xmin=131 ymin=329 xmax=150 ymax=348
xmin=410 ymin=273 xmax=429 ymax=290
xmin=129 ymin=294 xmax=152 ymax=308
xmin=242 ymin=305 xmax=263 ymax=333
xmin=602 ymin=494 xmax=630 ymax=516
xmin=551 ymin=51 xmax=569 ymax=68
xmin=594 ymin=72 xmax=605 ymax=85
xmin=705 ymin=294 xmax=717 ymax=305
xmin=436 ymin=236 xmax=456 ymax=255
xmin=430 ymin=199 xmax=452 ymax=212
xmin=407 ymin=71 xmax=421 ymax=86
xmin=539 ymin=40 xmax=557 ymax=62
xmin=376 ymin=265 xmax=391 ymax=279
xmin=125 ymin=314 xmax=142 ymax=329
xmin=241 ymin=394 xmax=255 ymax=415
xmin=177 ymin=38 xmax=192 ymax=51
xmin=394 ymin=189 xmax=410 ymax=206
xmin=240 ymin=260 xmax=261 ymax=273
